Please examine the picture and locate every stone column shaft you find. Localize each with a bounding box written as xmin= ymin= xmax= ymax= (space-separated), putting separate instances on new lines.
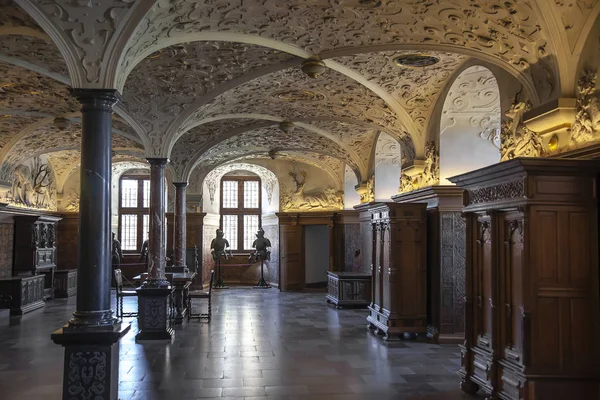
xmin=146 ymin=158 xmax=168 ymax=286
xmin=173 ymin=182 xmax=187 ymax=269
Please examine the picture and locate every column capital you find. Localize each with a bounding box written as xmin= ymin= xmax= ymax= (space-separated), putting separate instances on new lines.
xmin=173 ymin=181 xmax=188 ymax=188
xmin=146 ymin=157 xmax=169 ymax=167
xmin=71 ymin=88 xmax=122 ymax=112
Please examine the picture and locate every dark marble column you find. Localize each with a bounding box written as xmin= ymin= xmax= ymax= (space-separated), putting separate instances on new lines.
xmin=173 ymin=182 xmax=187 ymax=270
xmin=51 ymin=89 xmax=130 ymax=400
xmin=136 ymin=158 xmax=174 ymax=340
xmin=146 ymin=158 xmax=169 ymax=286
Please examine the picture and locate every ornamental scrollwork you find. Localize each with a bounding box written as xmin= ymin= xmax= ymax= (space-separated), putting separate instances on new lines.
xmin=500 ymin=89 xmax=545 ymax=161
xmin=398 ymin=141 xmax=439 ymax=194
xmin=466 ymin=180 xmax=525 ymax=205
xmin=569 ymin=69 xmax=599 ymax=147
xmin=280 ymin=170 xmax=343 ymax=212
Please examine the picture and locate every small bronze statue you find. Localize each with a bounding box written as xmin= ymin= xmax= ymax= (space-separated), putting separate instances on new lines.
xmin=211 ymin=229 xmax=231 ymax=288
xmin=250 ymin=228 xmax=271 ymax=288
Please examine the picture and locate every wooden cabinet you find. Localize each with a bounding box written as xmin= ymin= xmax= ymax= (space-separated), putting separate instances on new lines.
xmin=13 ymin=215 xmax=61 ymax=299
xmin=326 ymin=271 xmax=371 ymax=308
xmin=450 ymin=158 xmax=600 ymax=400
xmin=364 ymin=203 xmax=428 ymax=340
xmin=54 ymin=269 xmax=77 ymax=298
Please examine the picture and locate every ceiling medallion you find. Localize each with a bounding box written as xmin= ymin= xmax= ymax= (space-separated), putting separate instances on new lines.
xmin=301 ymin=56 xmax=327 ymax=78
xmin=271 ymin=89 xmax=326 ymax=102
xmin=53 ymin=117 xmax=71 ymax=130
xmin=394 ymin=54 xmax=440 ymax=68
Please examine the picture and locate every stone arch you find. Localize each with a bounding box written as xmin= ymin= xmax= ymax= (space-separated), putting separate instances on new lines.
xmin=438 ymin=65 xmax=501 ymax=184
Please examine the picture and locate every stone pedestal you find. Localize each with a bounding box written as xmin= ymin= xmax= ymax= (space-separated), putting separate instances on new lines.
xmin=135 ymin=286 xmax=174 ymax=341
xmin=51 ymin=323 xmax=130 ymax=400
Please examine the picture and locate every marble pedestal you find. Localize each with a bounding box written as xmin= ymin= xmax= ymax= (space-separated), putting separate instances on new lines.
xmin=136 ymin=286 xmax=175 ymax=341
xmin=51 ymin=322 xmax=130 ymax=400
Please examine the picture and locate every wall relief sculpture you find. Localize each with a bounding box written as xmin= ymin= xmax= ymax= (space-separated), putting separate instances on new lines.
xmin=500 ymin=89 xmax=545 ymax=161
xmin=569 ymin=69 xmax=600 ymax=147
xmin=3 ymin=157 xmax=56 ymax=211
xmin=356 ymin=175 xmax=375 ymax=204
xmin=280 ymin=170 xmax=343 ymax=212
xmin=398 ymin=141 xmax=439 ymax=194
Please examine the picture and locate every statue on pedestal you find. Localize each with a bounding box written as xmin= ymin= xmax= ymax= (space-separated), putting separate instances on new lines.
xmin=250 ymin=228 xmax=271 ymax=288
xmin=111 ymin=232 xmax=122 ymax=266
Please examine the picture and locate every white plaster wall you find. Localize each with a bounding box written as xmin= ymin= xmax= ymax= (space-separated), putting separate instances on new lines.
xmin=439 ymin=66 xmax=501 ymax=184
xmin=304 ymin=225 xmax=329 ymax=284
xmin=374 ymin=132 xmax=402 ymax=201
xmin=343 ymin=164 xmax=360 ymax=209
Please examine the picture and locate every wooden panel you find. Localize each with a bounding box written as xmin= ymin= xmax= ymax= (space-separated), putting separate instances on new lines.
xmin=474 ymin=215 xmax=494 ymax=352
xmin=279 ymin=224 xmax=302 ymax=291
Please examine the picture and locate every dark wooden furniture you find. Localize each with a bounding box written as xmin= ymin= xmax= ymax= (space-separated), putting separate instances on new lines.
xmin=133 ymin=272 xmax=196 ymax=324
xmin=53 ymin=269 xmax=77 ymax=298
xmin=0 ymin=275 xmax=45 ymax=315
xmin=13 ymin=215 xmax=61 ymax=299
xmin=393 ymin=186 xmax=466 ymax=344
xmin=449 ymin=158 xmax=600 ymax=400
xmin=188 ymin=270 xmax=214 ymax=322
xmin=363 ymin=203 xmax=428 ymax=340
xmin=114 ymin=269 xmax=137 ymax=318
xmin=326 ymin=271 xmax=371 ymax=308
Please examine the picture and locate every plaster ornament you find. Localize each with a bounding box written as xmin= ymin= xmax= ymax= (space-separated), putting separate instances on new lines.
xmin=569 ymin=69 xmax=600 ymax=147
xmin=375 ymin=132 xmax=401 ymax=167
xmin=280 ymin=170 xmax=343 ymax=212
xmin=63 ymin=190 xmax=79 ymax=212
xmin=120 ymin=0 xmax=556 ymax=102
xmin=0 ymin=35 xmax=69 ymax=79
xmin=355 ymin=175 xmax=375 ymax=204
xmin=397 ymin=141 xmax=439 ymax=193
xmin=3 ymin=157 xmax=56 ymax=210
xmin=301 ymin=57 xmax=327 ymax=78
xmin=500 ymin=90 xmax=545 ymax=161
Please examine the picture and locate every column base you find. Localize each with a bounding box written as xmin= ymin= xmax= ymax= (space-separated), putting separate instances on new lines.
xmin=136 ymin=286 xmax=175 ymax=341
xmin=51 ymin=322 xmax=131 ymax=400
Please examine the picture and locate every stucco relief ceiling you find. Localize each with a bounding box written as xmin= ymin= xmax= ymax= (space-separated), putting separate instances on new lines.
xmin=334 ymin=51 xmax=467 ymax=130
xmin=305 ymin=120 xmax=377 ymax=166
xmin=0 ymin=0 xmax=45 ymax=35
xmin=0 ymin=114 xmax=36 ymax=149
xmin=3 ymin=121 xmax=143 ymax=166
xmin=0 ymin=34 xmax=69 ymax=78
xmin=122 ymin=41 xmax=298 ymax=149
xmin=0 ymin=62 xmax=78 ymax=115
xmin=549 ymin=0 xmax=600 ymax=50
xmin=120 ymin=0 xmax=556 ymax=99
xmin=186 ymin=67 xmax=403 ymax=142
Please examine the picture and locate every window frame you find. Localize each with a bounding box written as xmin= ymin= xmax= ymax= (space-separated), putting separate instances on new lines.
xmin=219 ymin=175 xmax=262 ymax=252
xmin=118 ymin=175 xmax=150 ymax=254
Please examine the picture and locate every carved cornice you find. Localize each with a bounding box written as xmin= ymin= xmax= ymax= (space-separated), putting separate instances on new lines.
xmin=465 ymin=179 xmax=525 ymax=206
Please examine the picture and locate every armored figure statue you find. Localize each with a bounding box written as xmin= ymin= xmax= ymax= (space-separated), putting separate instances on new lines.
xmin=112 ymin=232 xmax=122 ymax=266
xmin=210 ymin=229 xmax=231 ymax=262
xmin=250 ymin=228 xmax=271 ymax=262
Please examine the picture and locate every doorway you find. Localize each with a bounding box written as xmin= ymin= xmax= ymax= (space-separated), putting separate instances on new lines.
xmin=303 ymin=225 xmax=330 ymax=288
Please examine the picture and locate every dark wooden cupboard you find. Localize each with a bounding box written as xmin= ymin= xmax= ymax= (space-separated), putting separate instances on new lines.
xmin=13 ymin=215 xmax=61 ymax=299
xmin=449 ymin=158 xmax=600 ymax=400
xmin=363 ymin=202 xmax=428 ymax=340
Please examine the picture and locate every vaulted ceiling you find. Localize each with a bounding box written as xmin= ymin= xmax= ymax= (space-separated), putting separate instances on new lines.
xmin=1 ymin=0 xmax=599 ymax=187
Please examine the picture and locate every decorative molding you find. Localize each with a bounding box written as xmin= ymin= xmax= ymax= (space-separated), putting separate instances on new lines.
xmin=569 ymin=69 xmax=599 ymax=147
xmin=466 ymin=179 xmax=525 ymax=205
xmin=398 ymin=141 xmax=439 ymax=193
xmin=500 ymin=92 xmax=546 ymax=161
xmin=356 ymin=175 xmax=375 ymax=204
xmin=441 ymin=66 xmax=501 ymax=149
xmin=374 ymin=132 xmax=401 ymax=168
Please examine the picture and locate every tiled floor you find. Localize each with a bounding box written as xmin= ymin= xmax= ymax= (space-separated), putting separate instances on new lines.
xmin=0 ymin=288 xmax=484 ymax=400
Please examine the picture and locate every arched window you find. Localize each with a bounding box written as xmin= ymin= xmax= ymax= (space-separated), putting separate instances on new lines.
xmin=119 ymin=175 xmax=150 ymax=252
xmin=220 ymin=175 xmax=261 ymax=251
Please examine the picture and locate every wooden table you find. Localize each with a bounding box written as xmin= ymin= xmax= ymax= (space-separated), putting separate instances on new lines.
xmin=133 ymin=272 xmax=197 ymax=324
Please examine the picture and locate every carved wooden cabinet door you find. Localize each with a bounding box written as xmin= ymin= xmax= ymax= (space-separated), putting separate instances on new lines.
xmin=373 ymin=221 xmax=384 ymax=311
xmin=498 ymin=212 xmax=524 ymax=366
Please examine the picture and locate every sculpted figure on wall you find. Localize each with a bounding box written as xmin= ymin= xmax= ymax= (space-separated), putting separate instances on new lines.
xmin=4 ymin=159 xmax=56 ymax=210
xmin=280 ymin=170 xmax=343 ymax=211
xmin=570 ymin=69 xmax=600 ymax=147
xmin=398 ymin=141 xmax=439 ymax=194
xmin=500 ymin=89 xmax=545 ymax=161
xmin=356 ymin=175 xmax=375 ymax=204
